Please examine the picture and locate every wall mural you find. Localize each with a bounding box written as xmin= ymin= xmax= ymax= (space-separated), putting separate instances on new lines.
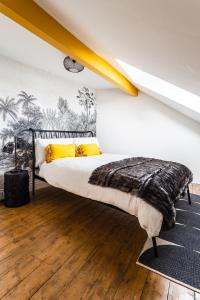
xmin=0 ymin=87 xmax=96 ymax=173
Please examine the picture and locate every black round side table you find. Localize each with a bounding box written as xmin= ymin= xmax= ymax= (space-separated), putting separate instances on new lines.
xmin=4 ymin=169 xmax=30 ymax=207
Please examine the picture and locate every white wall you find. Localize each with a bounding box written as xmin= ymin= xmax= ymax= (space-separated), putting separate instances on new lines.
xmin=96 ymin=89 xmax=200 ymax=183
xmin=0 ymin=55 xmax=96 ymax=152
xmin=0 ymin=55 xmax=96 ymax=194
xmin=0 ymin=55 xmax=93 ymax=120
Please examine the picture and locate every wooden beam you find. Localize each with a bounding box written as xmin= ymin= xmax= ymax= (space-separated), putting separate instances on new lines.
xmin=0 ymin=0 xmax=138 ymax=96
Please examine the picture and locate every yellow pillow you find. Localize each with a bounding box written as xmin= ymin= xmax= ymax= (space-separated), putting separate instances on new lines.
xmin=45 ymin=144 xmax=76 ymax=163
xmin=76 ymin=144 xmax=102 ymax=157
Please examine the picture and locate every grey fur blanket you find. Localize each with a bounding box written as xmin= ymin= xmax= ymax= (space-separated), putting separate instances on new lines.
xmin=89 ymin=157 xmax=193 ymax=227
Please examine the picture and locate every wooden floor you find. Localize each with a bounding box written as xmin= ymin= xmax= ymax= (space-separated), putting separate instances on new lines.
xmin=0 ymin=184 xmax=199 ymax=300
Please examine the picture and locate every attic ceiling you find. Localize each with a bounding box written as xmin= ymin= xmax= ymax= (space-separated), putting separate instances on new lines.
xmin=34 ymin=0 xmax=200 ymax=96
xmin=1 ymin=0 xmax=200 ymax=122
xmin=33 ymin=0 xmax=200 ymax=123
xmin=0 ymin=13 xmax=112 ymax=89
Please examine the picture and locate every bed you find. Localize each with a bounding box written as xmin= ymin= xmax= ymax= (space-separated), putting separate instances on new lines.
xmin=39 ymin=153 xmax=163 ymax=238
xmin=14 ymin=128 xmax=192 ymax=257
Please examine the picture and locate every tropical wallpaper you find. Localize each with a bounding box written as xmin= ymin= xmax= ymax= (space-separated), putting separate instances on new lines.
xmin=0 ymin=87 xmax=96 ymax=173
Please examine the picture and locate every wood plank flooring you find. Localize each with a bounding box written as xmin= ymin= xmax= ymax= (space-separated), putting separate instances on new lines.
xmin=0 ymin=184 xmax=199 ymax=299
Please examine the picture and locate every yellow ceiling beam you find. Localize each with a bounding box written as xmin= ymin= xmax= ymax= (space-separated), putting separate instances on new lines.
xmin=0 ymin=0 xmax=138 ymax=96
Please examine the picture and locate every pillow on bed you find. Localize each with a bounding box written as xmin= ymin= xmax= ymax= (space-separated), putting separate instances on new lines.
xmin=73 ymin=137 xmax=99 ymax=146
xmin=76 ymin=144 xmax=102 ymax=157
xmin=45 ymin=144 xmax=76 ymax=163
xmin=35 ymin=138 xmax=74 ymax=167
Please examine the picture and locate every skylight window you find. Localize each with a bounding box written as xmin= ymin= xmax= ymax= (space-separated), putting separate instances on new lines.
xmin=116 ymin=59 xmax=200 ymax=114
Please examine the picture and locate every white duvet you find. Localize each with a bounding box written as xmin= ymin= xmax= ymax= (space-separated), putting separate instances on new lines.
xmin=39 ymin=153 xmax=163 ymax=237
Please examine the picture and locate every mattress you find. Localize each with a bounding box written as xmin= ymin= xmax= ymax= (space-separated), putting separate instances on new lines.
xmin=39 ymin=153 xmax=163 ymax=237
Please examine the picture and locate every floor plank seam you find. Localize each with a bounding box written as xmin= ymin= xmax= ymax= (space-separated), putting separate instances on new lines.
xmin=0 ymin=261 xmax=42 ymax=299
xmin=0 ymin=186 xmax=198 ymax=300
xmin=23 ymin=208 xmax=108 ymax=298
xmin=55 ymin=245 xmax=101 ymax=299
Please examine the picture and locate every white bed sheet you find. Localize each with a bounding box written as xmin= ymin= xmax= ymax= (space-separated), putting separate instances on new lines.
xmin=39 ymin=153 xmax=163 ymax=237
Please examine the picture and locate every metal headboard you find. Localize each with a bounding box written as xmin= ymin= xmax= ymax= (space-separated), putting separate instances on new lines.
xmin=14 ymin=128 xmax=94 ymax=196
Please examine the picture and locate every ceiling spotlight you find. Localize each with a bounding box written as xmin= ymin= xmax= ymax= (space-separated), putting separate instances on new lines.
xmin=63 ymin=56 xmax=84 ymax=73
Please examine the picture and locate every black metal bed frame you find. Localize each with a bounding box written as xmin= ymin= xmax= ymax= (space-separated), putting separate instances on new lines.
xmin=14 ymin=128 xmax=94 ymax=196
xmin=14 ymin=128 xmax=192 ymax=258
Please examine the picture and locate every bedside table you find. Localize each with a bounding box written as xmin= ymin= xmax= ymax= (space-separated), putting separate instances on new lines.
xmin=4 ymin=169 xmax=30 ymax=207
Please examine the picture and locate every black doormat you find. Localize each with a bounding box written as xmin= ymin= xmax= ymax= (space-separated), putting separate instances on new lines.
xmin=137 ymin=194 xmax=200 ymax=292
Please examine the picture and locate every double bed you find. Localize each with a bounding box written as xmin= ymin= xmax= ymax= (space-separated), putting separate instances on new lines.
xmin=14 ymin=128 xmax=192 ymax=257
xmin=39 ymin=153 xmax=163 ymax=238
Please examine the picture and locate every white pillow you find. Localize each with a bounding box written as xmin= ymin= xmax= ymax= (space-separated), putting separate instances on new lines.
xmin=35 ymin=138 xmax=74 ymax=167
xmin=73 ymin=137 xmax=99 ymax=146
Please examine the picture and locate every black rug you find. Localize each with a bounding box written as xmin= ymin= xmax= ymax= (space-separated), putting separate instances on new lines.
xmin=137 ymin=194 xmax=200 ymax=292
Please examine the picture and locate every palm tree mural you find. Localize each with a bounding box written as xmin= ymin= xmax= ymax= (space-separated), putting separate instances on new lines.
xmin=0 ymin=97 xmax=18 ymax=121
xmin=57 ymin=97 xmax=69 ymax=115
xmin=0 ymin=87 xmax=96 ymax=173
xmin=42 ymin=108 xmax=59 ymax=130
xmin=17 ymin=91 xmax=37 ymax=123
xmin=77 ymin=87 xmax=96 ymax=130
xmin=57 ymin=97 xmax=81 ymax=130
xmin=0 ymin=128 xmax=14 ymax=146
xmin=17 ymin=91 xmax=36 ymax=110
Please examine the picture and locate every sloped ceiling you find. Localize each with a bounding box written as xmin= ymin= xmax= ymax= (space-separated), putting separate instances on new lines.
xmin=0 ymin=13 xmax=112 ymax=89
xmin=33 ymin=0 xmax=200 ymax=123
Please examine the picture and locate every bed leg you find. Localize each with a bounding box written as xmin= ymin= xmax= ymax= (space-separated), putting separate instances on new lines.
xmin=187 ymin=185 xmax=191 ymax=205
xmin=152 ymin=237 xmax=158 ymax=258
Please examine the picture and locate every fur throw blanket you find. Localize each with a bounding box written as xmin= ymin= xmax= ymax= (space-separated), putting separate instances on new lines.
xmin=89 ymin=157 xmax=193 ymax=227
